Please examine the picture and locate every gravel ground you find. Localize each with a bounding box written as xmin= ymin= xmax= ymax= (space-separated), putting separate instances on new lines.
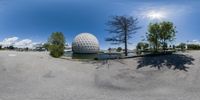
xmin=0 ymin=50 xmax=200 ymax=100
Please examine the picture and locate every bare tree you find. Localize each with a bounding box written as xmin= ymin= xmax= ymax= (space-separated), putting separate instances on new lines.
xmin=106 ymin=16 xmax=141 ymax=56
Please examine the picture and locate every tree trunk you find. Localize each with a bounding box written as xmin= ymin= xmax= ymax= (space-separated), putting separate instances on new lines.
xmin=125 ymin=36 xmax=128 ymax=56
xmin=163 ymin=40 xmax=165 ymax=53
xmin=155 ymin=34 xmax=158 ymax=52
xmin=124 ymin=24 xmax=128 ymax=56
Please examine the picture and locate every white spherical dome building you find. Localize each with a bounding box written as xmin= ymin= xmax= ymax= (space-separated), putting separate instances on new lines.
xmin=72 ymin=33 xmax=100 ymax=54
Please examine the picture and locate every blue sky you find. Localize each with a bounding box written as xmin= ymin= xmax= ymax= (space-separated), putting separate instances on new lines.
xmin=0 ymin=0 xmax=200 ymax=49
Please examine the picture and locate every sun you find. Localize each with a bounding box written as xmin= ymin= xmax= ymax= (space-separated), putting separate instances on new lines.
xmin=147 ymin=11 xmax=165 ymax=20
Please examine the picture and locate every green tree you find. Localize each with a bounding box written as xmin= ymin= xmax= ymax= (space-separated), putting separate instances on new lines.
xmin=136 ymin=42 xmax=149 ymax=51
xmin=146 ymin=23 xmax=160 ymax=52
xmin=106 ymin=16 xmax=141 ymax=56
xmin=7 ymin=46 xmax=15 ymax=50
xmin=187 ymin=44 xmax=200 ymax=50
xmin=177 ymin=43 xmax=186 ymax=51
xmin=173 ymin=45 xmax=176 ymax=50
xmin=116 ymin=47 xmax=122 ymax=52
xmin=48 ymin=32 xmax=65 ymax=58
xmin=146 ymin=21 xmax=176 ymax=52
xmin=160 ymin=21 xmax=176 ymax=51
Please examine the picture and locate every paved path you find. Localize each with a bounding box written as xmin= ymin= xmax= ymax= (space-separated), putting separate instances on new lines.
xmin=0 ymin=51 xmax=200 ymax=100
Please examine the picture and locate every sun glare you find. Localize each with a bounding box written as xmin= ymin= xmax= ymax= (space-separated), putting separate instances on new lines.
xmin=147 ymin=11 xmax=165 ymax=20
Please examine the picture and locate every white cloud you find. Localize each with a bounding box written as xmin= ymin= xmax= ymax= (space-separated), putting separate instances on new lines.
xmin=14 ymin=39 xmax=34 ymax=48
xmin=0 ymin=37 xmax=19 ymax=47
xmin=0 ymin=37 xmax=38 ymax=49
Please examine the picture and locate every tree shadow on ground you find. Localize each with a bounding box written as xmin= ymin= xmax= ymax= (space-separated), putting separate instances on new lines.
xmin=137 ymin=54 xmax=195 ymax=72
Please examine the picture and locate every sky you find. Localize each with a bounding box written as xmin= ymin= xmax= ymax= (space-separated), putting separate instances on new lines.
xmin=0 ymin=0 xmax=200 ymax=49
